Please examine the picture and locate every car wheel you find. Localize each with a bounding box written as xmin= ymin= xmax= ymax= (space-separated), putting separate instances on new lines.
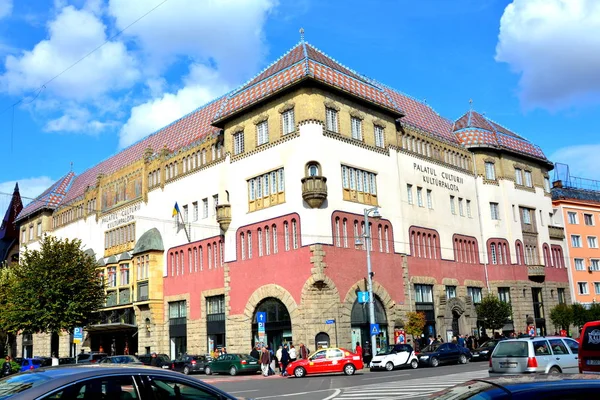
xmin=183 ymin=366 xmax=190 ymax=375
xmin=430 ymin=357 xmax=439 ymax=367
xmin=294 ymin=367 xmax=306 ymax=378
xmin=410 ymin=359 xmax=418 ymax=369
xmin=385 ymin=362 xmax=394 ymax=371
xmin=549 ymin=366 xmax=561 ymax=374
xmin=344 ymin=363 xmax=356 ymax=376
xmin=229 ymin=366 xmax=237 ymax=376
xmin=458 ymin=354 xmax=467 ymax=364
xmin=204 ymin=366 xmax=212 ymax=375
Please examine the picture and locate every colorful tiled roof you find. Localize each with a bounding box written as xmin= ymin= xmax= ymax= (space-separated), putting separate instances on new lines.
xmin=552 ymin=187 xmax=600 ymax=204
xmin=453 ymin=110 xmax=547 ymax=160
xmin=16 ymin=172 xmax=75 ymax=221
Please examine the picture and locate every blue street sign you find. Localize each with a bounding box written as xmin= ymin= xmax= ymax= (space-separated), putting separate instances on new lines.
xmin=358 ymin=291 xmax=369 ymax=304
xmin=370 ymin=323 xmax=380 ymax=335
xmin=256 ymin=312 xmax=266 ymax=323
xmin=73 ymin=327 xmax=83 ymax=344
xmin=258 ymin=322 xmax=265 ymax=332
xmin=325 ymin=319 xmax=335 ymax=325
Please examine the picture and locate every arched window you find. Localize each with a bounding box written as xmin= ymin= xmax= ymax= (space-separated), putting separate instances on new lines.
xmin=180 ymin=252 xmax=184 ymax=276
xmin=384 ymin=226 xmax=390 ymax=253
xmin=247 ymin=231 xmax=253 ymax=259
xmin=199 ymin=246 xmax=204 ymax=270
xmin=335 ymin=217 xmax=341 ymax=247
xmin=207 ymin=244 xmax=212 ymax=268
xmin=284 ymin=221 xmax=290 ymax=251
xmin=240 ymin=233 xmax=245 ymax=260
xmin=258 ymin=228 xmax=263 ymax=257
xmin=272 ymin=224 xmax=278 ymax=254
xmin=292 ymin=219 xmax=298 ymax=249
xmin=265 ymin=226 xmax=270 ymax=255
xmin=188 ymin=248 xmax=192 ymax=273
xmin=307 ymin=163 xmax=320 ymax=177
xmin=170 ymin=253 xmax=174 ymax=276
xmin=343 ymin=218 xmax=348 ymax=248
xmin=193 ymin=247 xmax=198 ymax=272
xmin=378 ymin=225 xmax=383 ymax=252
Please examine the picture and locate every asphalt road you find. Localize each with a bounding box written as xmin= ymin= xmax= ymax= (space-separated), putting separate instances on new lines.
xmin=199 ymin=361 xmax=490 ymax=399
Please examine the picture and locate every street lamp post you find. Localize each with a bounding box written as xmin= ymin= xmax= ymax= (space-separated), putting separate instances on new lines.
xmin=363 ymin=206 xmax=380 ymax=358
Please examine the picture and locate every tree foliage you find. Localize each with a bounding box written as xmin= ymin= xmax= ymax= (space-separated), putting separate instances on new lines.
xmin=572 ymin=303 xmax=589 ymax=329
xmin=476 ymin=294 xmax=512 ymax=331
xmin=549 ymin=303 xmax=573 ymax=331
xmin=0 ymin=236 xmax=105 ymax=335
xmin=405 ymin=311 xmax=426 ymax=339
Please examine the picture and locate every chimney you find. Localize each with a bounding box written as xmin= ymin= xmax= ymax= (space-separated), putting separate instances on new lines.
xmin=552 ymin=180 xmax=563 ymax=189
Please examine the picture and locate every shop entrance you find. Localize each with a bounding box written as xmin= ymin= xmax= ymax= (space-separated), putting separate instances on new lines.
xmin=351 ymin=296 xmax=388 ymax=356
xmin=88 ymin=308 xmax=137 ymax=355
xmin=252 ymin=298 xmax=292 ymax=350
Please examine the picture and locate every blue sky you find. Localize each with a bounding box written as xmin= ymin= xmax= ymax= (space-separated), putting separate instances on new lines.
xmin=0 ymin=0 xmax=599 ymax=210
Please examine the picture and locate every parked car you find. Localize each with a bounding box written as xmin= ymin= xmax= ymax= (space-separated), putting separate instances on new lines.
xmin=76 ymin=352 xmax=107 ymax=364
xmin=138 ymin=353 xmax=172 ymax=369
xmin=58 ymin=357 xmax=76 ymax=365
xmin=0 ymin=365 xmax=241 ymax=399
xmin=171 ymin=354 xmax=209 ymax=375
xmin=471 ymin=338 xmax=506 ymax=361
xmin=370 ymin=344 xmax=419 ymax=371
xmin=285 ymin=347 xmax=363 ymax=378
xmin=579 ymin=320 xmax=600 ymax=373
xmin=417 ymin=342 xmax=471 ymax=367
xmin=489 ymin=336 xmax=579 ymax=376
xmin=429 ymin=374 xmax=600 ymax=399
xmin=205 ymin=353 xmax=260 ymax=376
xmin=98 ymin=355 xmax=143 ymax=365
xmin=19 ymin=357 xmax=52 ymax=372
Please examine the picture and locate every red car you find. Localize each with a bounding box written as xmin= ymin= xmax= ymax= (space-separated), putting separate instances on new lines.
xmin=285 ymin=347 xmax=363 ymax=378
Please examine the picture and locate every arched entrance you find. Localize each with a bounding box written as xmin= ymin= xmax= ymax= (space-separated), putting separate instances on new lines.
xmin=351 ymin=297 xmax=388 ymax=354
xmin=252 ymin=298 xmax=292 ymax=350
xmin=315 ymin=332 xmax=330 ymax=349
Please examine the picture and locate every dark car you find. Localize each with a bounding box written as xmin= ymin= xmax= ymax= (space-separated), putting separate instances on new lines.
xmin=417 ymin=342 xmax=471 ymax=367
xmin=98 ymin=355 xmax=143 ymax=365
xmin=138 ymin=353 xmax=172 ymax=369
xmin=205 ymin=354 xmax=261 ymax=376
xmin=75 ymin=352 xmax=107 ymax=364
xmin=471 ymin=338 xmax=506 ymax=361
xmin=429 ymin=374 xmax=600 ymax=399
xmin=171 ymin=354 xmax=208 ymax=375
xmin=0 ymin=364 xmax=240 ymax=399
xmin=58 ymin=357 xmax=76 ymax=365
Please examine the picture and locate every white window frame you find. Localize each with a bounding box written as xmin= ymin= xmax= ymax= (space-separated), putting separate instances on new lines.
xmin=458 ymin=198 xmax=464 ymax=216
xmin=466 ymin=200 xmax=472 ymax=218
xmin=591 ymin=259 xmax=600 ymax=271
xmin=544 ymin=177 xmax=551 ymax=192
xmin=571 ymin=235 xmax=582 ymax=248
xmin=574 ymin=258 xmax=585 ymax=271
xmin=282 ymin=109 xmax=295 ymax=135
xmin=450 ymin=195 xmax=456 ymax=215
xmin=351 ymin=117 xmax=362 ymax=140
xmin=522 ymin=208 xmax=531 ymax=225
xmin=192 ymin=202 xmax=198 ymax=221
xmin=595 ymin=282 xmax=600 ymax=295
xmin=257 ymin=121 xmax=269 ymax=145
xmin=524 ymin=171 xmax=533 ymax=187
xmin=202 ymin=198 xmax=208 ymax=219
xmin=233 ymin=132 xmax=244 ymax=155
xmin=490 ymin=202 xmax=500 ymax=220
xmin=568 ymin=212 xmax=578 ymax=224
xmin=426 ymin=189 xmax=433 ymax=209
xmin=407 ymin=184 xmax=413 ymax=205
xmin=374 ymin=125 xmax=384 ymax=148
xmin=416 ymin=187 xmax=423 ymax=207
xmin=484 ymin=162 xmax=496 ymax=180
xmin=578 ymin=282 xmax=589 ymax=295
xmin=326 ymin=107 xmax=338 ymax=132
xmin=588 ymin=236 xmax=598 ymax=249
xmin=515 ymin=168 xmax=523 ymax=185
xmin=584 ymin=214 xmax=595 ymax=226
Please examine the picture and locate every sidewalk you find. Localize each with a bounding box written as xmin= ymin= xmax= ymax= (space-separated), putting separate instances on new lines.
xmin=201 ymin=373 xmax=286 ymax=384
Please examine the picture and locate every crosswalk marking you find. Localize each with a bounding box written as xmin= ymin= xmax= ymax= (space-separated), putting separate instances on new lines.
xmin=333 ymin=369 xmax=489 ymax=400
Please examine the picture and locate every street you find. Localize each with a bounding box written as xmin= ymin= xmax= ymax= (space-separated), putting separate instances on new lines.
xmin=202 ymin=362 xmax=489 ymax=399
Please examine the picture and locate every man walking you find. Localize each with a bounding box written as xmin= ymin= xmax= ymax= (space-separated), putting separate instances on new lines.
xmin=260 ymin=347 xmax=270 ymax=377
xmin=280 ymin=345 xmax=290 ymax=376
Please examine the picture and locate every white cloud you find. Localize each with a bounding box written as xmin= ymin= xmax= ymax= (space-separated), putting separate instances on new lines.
xmin=496 ymin=0 xmax=600 ymax=110
xmin=0 ymin=176 xmax=55 ymax=212
xmin=0 ymin=0 xmax=12 ymax=19
xmin=0 ymin=5 xmax=139 ymax=101
xmin=44 ymin=106 xmax=117 ymax=134
xmin=550 ymin=144 xmax=600 ymax=178
xmin=119 ymin=64 xmax=230 ymax=148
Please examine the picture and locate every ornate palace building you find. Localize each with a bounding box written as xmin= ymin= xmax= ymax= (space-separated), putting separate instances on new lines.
xmin=15 ymin=37 xmax=570 ymax=358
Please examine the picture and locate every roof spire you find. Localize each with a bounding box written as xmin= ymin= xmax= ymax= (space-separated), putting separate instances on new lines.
xmin=299 ymin=27 xmax=305 ymax=42
xmin=469 ymin=98 xmax=473 ymax=110
xmin=70 ymin=161 xmax=73 ymax=171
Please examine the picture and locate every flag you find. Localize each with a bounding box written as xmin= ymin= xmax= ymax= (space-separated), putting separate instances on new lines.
xmin=172 ymin=202 xmax=180 ymax=217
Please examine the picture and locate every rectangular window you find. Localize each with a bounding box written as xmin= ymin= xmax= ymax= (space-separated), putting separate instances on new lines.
xmin=558 ymin=288 xmax=566 ymax=304
xmin=568 ymin=212 xmax=578 ymax=224
xmin=522 ymin=208 xmax=531 ymax=225
xmin=341 ymin=165 xmax=377 ymax=205
xmin=571 ymin=235 xmax=582 ymax=248
xmin=202 ymin=198 xmax=208 ymax=218
xmin=168 ymin=300 xmax=187 ymax=319
xmin=458 ymin=198 xmax=464 ymax=216
xmin=257 ymin=121 xmax=269 ymax=145
xmin=524 ymin=171 xmax=533 ymax=187
xmin=544 ymin=177 xmax=551 ymax=192
xmin=416 ymin=187 xmax=423 ymax=207
xmin=282 ymin=109 xmax=295 ymax=135
xmin=36 ymin=222 xmax=42 ymax=237
xmin=445 ymin=286 xmax=457 ymax=299
xmin=248 ymin=168 xmax=285 ymax=210
xmin=374 ymin=125 xmax=384 ymax=148
xmin=325 ymin=108 xmax=338 ymax=132
xmin=192 ymin=202 xmax=198 ymax=221
xmin=515 ymin=168 xmax=523 ymax=185
xmin=29 ymin=226 xmax=33 ymax=241
xmin=468 ymin=287 xmax=483 ymax=304
xmin=450 ymin=195 xmax=456 ymax=215
xmin=233 ymin=132 xmax=244 ymax=155
xmin=595 ymin=283 xmax=600 ymax=295
xmin=107 ymin=267 xmax=116 ymax=288
xmin=414 ymin=284 xmax=433 ymax=303
xmin=426 ymin=189 xmax=433 ymax=209
xmin=588 ymin=236 xmax=598 ymax=248
xmin=407 ymin=184 xmax=413 ymax=205
xmin=467 ymin=200 xmax=472 ymax=218
xmin=484 ymin=162 xmax=496 ymax=180
xmin=206 ymin=295 xmax=225 ymax=315
xmin=498 ymin=287 xmax=511 ymax=303
xmin=575 ymin=258 xmax=585 ymax=271
xmin=490 ymin=202 xmax=500 ymax=220
xmin=591 ymin=259 xmax=600 ymax=272
xmin=120 ymin=263 xmax=129 ymax=286
xmin=578 ymin=282 xmax=589 ymax=295
xmin=585 ymin=214 xmax=594 ymax=226
xmin=351 ymin=117 xmax=362 ymax=140
xmin=183 ymin=205 xmax=188 ymax=223
xmin=22 ymin=229 xmax=26 ymax=243
xmin=212 ymin=195 xmax=218 ymax=216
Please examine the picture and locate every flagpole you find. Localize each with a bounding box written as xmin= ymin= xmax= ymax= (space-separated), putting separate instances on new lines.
xmin=178 ymin=209 xmax=191 ymax=243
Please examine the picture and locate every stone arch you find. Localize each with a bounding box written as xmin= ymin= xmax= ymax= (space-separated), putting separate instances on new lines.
xmin=244 ymin=284 xmax=299 ymax=320
xmin=341 ymin=280 xmax=395 ymax=319
xmin=445 ymin=297 xmax=467 ymax=319
xmin=298 ymin=275 xmax=341 ymax=347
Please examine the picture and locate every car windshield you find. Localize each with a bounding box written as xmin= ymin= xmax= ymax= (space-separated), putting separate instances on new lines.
xmin=421 ymin=344 xmax=441 ymax=352
xmin=0 ymin=373 xmax=53 ymax=398
xmin=109 ymin=356 xmax=137 ymax=363
xmin=433 ymin=380 xmax=497 ymax=400
xmin=494 ymin=341 xmax=529 ymax=357
xmin=481 ymin=340 xmax=497 ymax=348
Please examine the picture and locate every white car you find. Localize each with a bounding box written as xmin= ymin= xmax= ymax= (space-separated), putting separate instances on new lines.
xmin=370 ymin=344 xmax=419 ymax=371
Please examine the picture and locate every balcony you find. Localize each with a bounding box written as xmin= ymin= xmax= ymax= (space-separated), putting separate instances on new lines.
xmin=216 ymin=204 xmax=231 ymax=232
xmin=301 ymin=176 xmax=328 ymax=208
xmin=137 ymin=281 xmax=149 ymax=302
xmin=548 ymin=225 xmax=565 ymax=240
xmin=527 ymin=264 xmax=546 ymax=281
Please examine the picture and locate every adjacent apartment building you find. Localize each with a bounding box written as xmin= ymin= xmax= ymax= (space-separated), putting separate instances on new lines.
xmin=13 ymin=37 xmax=571 ymax=359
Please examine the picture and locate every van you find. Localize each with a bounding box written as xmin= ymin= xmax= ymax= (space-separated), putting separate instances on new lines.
xmin=579 ymin=320 xmax=600 ymax=374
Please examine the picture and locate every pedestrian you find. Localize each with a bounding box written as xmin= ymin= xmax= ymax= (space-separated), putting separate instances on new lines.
xmin=438 ymin=335 xmax=444 ymax=343
xmin=289 ymin=345 xmax=297 ymax=362
xmin=51 ymin=353 xmax=59 ymax=366
xmin=260 ymin=347 xmax=270 ymax=377
xmin=250 ymin=345 xmax=260 ymax=360
xmin=466 ymin=335 xmax=473 ymax=350
xmin=276 ymin=345 xmax=283 ymax=371
xmin=150 ymin=352 xmax=158 ymax=367
xmin=268 ymin=346 xmax=277 ymax=375
xmin=2 ymin=356 xmax=12 ymax=377
xmin=458 ymin=334 xmax=465 ymax=347
xmin=354 ymin=342 xmax=363 ymax=359
xmin=428 ymin=335 xmax=434 ymax=345
xmin=299 ymin=342 xmax=309 ymax=359
xmin=280 ymin=345 xmax=290 ymax=376
xmin=363 ymin=342 xmax=372 ymax=366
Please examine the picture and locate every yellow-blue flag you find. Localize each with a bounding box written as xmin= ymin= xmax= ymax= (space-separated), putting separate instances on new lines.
xmin=172 ymin=202 xmax=180 ymax=217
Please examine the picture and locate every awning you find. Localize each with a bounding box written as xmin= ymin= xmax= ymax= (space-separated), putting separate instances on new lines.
xmin=86 ymin=323 xmax=137 ymax=332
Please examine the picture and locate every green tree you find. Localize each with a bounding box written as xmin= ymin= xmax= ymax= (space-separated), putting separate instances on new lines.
xmin=0 ymin=236 xmax=105 ymax=335
xmin=588 ymin=303 xmax=600 ymax=322
xmin=405 ymin=311 xmax=426 ymax=340
xmin=572 ymin=303 xmax=589 ymax=330
xmin=476 ymin=294 xmax=512 ymax=332
xmin=549 ymin=303 xmax=573 ymax=332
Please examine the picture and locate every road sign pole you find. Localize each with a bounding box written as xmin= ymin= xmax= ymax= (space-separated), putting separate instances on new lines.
xmin=334 ymin=320 xmax=338 ymax=347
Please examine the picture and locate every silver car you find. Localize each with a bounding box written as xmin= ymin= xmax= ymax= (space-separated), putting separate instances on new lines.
xmin=489 ymin=336 xmax=579 ymax=376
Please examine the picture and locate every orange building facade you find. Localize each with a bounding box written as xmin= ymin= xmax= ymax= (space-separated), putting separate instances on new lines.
xmin=552 ymin=181 xmax=600 ymax=305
